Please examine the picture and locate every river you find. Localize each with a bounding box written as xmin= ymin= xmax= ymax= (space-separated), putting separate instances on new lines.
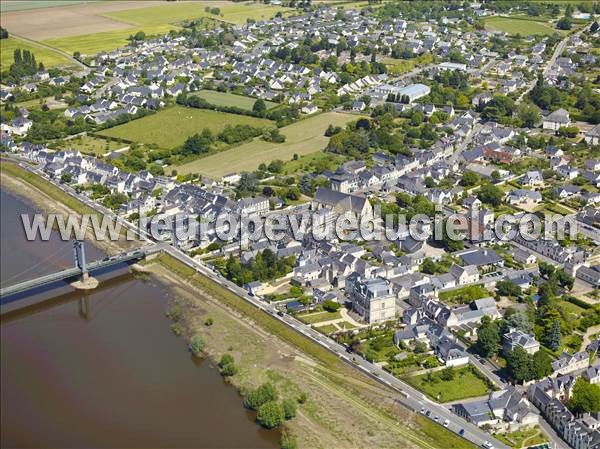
xmin=0 ymin=188 xmax=279 ymax=448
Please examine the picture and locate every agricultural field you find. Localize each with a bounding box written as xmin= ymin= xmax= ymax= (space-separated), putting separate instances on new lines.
xmin=97 ymin=106 xmax=273 ymax=149
xmin=103 ymin=2 xmax=286 ymax=27
xmin=192 ymin=90 xmax=278 ymax=111
xmin=0 ymin=1 xmax=94 ymax=12
xmin=483 ymin=16 xmax=559 ymax=36
xmin=0 ymin=36 xmax=74 ymax=70
xmin=404 ymin=366 xmax=494 ymax=403
xmin=51 ymin=135 xmax=126 ymax=156
xmin=175 ymin=111 xmax=356 ymax=178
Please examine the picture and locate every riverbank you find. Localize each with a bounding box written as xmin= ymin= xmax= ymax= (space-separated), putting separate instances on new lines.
xmin=0 ymin=160 xmax=132 ymax=255
xmin=0 ymin=163 xmax=472 ymax=449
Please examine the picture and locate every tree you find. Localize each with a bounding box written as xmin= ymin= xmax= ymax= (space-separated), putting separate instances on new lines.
xmin=517 ymin=103 xmax=541 ymax=128
xmin=257 ymin=401 xmax=284 ymax=428
xmin=506 ymin=347 xmax=533 ymax=382
xmin=244 ymin=382 xmax=278 ymax=410
xmin=546 ymin=319 xmax=562 ymax=351
xmin=282 ymin=398 xmax=297 ymax=420
xmin=218 ymin=353 xmax=238 ymax=376
xmin=189 ymin=334 xmax=205 ymax=355
xmin=253 ymin=99 xmax=267 ymax=116
xmin=568 ymin=378 xmax=600 ymax=414
xmin=475 ymin=316 xmax=500 ymax=357
xmin=496 ymin=280 xmax=522 ymax=298
xmin=322 ymin=300 xmax=341 ymax=312
xmin=557 ymin=17 xmax=572 ymax=30
xmin=477 ymin=183 xmax=504 ymax=207
xmin=460 ymin=171 xmax=479 ymax=187
xmin=440 ymin=367 xmax=455 ymax=381
xmin=503 ymin=309 xmax=532 ymax=334
xmin=531 ymin=351 xmax=553 ymax=379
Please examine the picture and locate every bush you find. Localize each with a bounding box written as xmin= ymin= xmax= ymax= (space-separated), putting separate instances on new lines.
xmin=297 ymin=391 xmax=308 ymax=404
xmin=256 ymin=401 xmax=284 ymax=429
xmin=282 ymin=399 xmax=297 ymax=420
xmin=189 ymin=334 xmax=205 ymax=355
xmin=280 ymin=432 xmax=298 ymax=449
xmin=322 ymin=300 xmax=341 ymax=312
xmin=219 ymin=353 xmax=238 ymax=376
xmin=244 ymin=382 xmax=278 ymax=410
xmin=205 ymin=317 xmax=214 ymax=326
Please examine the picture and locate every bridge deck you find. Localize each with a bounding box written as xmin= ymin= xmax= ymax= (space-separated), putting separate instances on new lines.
xmin=0 ymin=249 xmax=148 ymax=299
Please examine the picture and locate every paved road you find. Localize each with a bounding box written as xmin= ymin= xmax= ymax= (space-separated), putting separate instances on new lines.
xmin=449 ymin=122 xmax=482 ymax=165
xmin=11 ymin=158 xmax=509 ymax=449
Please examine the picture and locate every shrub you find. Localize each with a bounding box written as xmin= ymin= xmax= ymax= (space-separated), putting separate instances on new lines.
xmin=282 ymin=398 xmax=297 ymax=420
xmin=244 ymin=382 xmax=278 ymax=410
xmin=189 ymin=334 xmax=205 ymax=355
xmin=257 ymin=401 xmax=283 ymax=429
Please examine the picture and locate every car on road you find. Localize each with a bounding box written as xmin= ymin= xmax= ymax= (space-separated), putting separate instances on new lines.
xmin=434 ymin=415 xmax=439 ymax=422
xmin=458 ymin=428 xmax=465 ymax=436
xmin=425 ymin=410 xmax=431 ymax=417
xmin=482 ymin=441 xmax=494 ymax=448
xmin=443 ymin=419 xmax=449 ymax=428
xmin=277 ymin=311 xmax=284 ymax=317
xmin=420 ymin=407 xmax=425 ymax=414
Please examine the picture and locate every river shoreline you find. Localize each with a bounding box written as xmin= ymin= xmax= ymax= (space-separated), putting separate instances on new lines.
xmin=0 ymin=165 xmax=471 ymax=449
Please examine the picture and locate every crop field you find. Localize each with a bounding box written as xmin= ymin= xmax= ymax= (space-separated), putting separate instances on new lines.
xmin=483 ymin=16 xmax=558 ymax=36
xmin=97 ymin=106 xmax=273 ymax=149
xmin=38 ymin=1 xmax=285 ymax=55
xmin=103 ymin=2 xmax=285 ymax=27
xmin=0 ymin=37 xmax=74 ymax=70
xmin=191 ymin=90 xmax=278 ymax=111
xmin=0 ymin=1 xmax=95 ymax=12
xmin=42 ymin=26 xmax=175 ymax=55
xmin=175 ymin=111 xmax=356 ymax=178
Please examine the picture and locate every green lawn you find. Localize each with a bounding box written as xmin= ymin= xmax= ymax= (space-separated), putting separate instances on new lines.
xmin=315 ymin=324 xmax=338 ymax=335
xmin=404 ymin=366 xmax=493 ymax=403
xmin=52 ymin=135 xmax=125 ymax=156
xmin=97 ymin=106 xmax=273 ymax=149
xmin=175 ymin=111 xmax=356 ymax=178
xmin=192 ymin=90 xmax=278 ymax=111
xmin=0 ymin=36 xmax=74 ymax=70
xmin=439 ymin=285 xmax=491 ymax=304
xmin=495 ymin=426 xmax=548 ymax=449
xmin=297 ymin=310 xmax=342 ymax=324
xmin=484 ymin=16 xmax=559 ymax=36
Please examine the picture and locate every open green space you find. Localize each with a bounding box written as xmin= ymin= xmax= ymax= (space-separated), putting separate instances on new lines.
xmin=0 ymin=36 xmax=74 ymax=70
xmin=175 ymin=111 xmax=356 ymax=178
xmin=0 ymin=0 xmax=94 ymax=12
xmin=315 ymin=324 xmax=338 ymax=335
xmin=404 ymin=366 xmax=493 ymax=403
xmin=42 ymin=26 xmax=175 ymax=56
xmin=297 ymin=310 xmax=342 ymax=324
xmin=439 ymin=284 xmax=491 ymax=304
xmin=97 ymin=106 xmax=273 ymax=149
xmin=104 ymin=2 xmax=287 ymax=27
xmin=192 ymin=90 xmax=278 ymax=111
xmin=52 ymin=135 xmax=125 ymax=156
xmin=483 ymin=16 xmax=559 ymax=36
xmin=495 ymin=426 xmax=548 ymax=449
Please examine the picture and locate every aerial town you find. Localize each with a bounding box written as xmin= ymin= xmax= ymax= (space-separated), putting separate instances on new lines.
xmin=1 ymin=1 xmax=600 ymax=449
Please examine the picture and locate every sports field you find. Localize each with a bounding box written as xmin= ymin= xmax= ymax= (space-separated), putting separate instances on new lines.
xmin=175 ymin=111 xmax=356 ymax=178
xmin=0 ymin=36 xmax=74 ymax=70
xmin=483 ymin=16 xmax=558 ymax=36
xmin=97 ymin=106 xmax=273 ymax=149
xmin=192 ymin=90 xmax=278 ymax=111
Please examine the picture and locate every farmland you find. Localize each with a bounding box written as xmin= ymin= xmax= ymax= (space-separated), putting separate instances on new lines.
xmin=191 ymin=90 xmax=278 ymax=111
xmin=483 ymin=16 xmax=559 ymax=36
xmin=97 ymin=106 xmax=273 ymax=149
xmin=175 ymin=111 xmax=356 ymax=178
xmin=0 ymin=36 xmax=74 ymax=70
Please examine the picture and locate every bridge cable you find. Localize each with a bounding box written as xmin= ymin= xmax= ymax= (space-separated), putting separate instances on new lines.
xmin=0 ymin=244 xmax=74 ymax=287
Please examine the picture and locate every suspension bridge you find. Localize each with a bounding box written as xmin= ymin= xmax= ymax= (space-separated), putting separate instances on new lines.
xmin=0 ymin=241 xmax=160 ymax=312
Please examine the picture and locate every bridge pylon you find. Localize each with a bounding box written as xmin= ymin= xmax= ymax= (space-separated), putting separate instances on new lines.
xmin=72 ymin=240 xmax=88 ymax=280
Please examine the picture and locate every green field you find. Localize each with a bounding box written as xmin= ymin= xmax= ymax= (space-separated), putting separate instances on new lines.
xmin=404 ymin=366 xmax=493 ymax=403
xmin=484 ymin=16 xmax=559 ymax=36
xmin=439 ymin=285 xmax=491 ymax=304
xmin=175 ymin=111 xmax=356 ymax=178
xmin=97 ymin=106 xmax=273 ymax=149
xmin=0 ymin=36 xmax=74 ymax=70
xmin=52 ymin=135 xmax=125 ymax=156
xmin=192 ymin=90 xmax=278 ymax=111
xmin=42 ymin=26 xmax=175 ymax=56
xmin=41 ymin=2 xmax=287 ymax=55
xmin=297 ymin=310 xmax=342 ymax=324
